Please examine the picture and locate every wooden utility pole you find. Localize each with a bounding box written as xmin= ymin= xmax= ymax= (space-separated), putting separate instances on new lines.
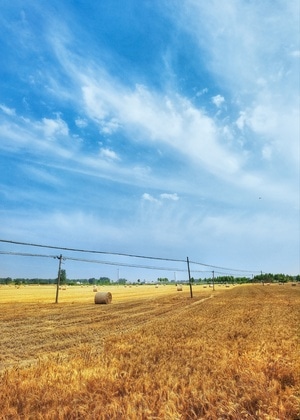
xmin=187 ymin=257 xmax=193 ymax=298
xmin=55 ymin=254 xmax=63 ymax=303
xmin=212 ymin=270 xmax=215 ymax=291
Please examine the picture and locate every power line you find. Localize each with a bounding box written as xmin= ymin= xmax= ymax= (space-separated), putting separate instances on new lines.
xmin=66 ymin=256 xmax=188 ymax=271
xmin=0 ymin=251 xmax=256 ymax=277
xmin=0 ymin=238 xmax=185 ymax=263
xmin=0 ymin=250 xmax=186 ymax=272
xmin=188 ymin=259 xmax=260 ymax=274
xmin=0 ymin=251 xmax=57 ymax=259
xmin=0 ymin=238 xmax=261 ymax=274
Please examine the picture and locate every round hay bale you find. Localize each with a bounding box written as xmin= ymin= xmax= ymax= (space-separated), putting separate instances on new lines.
xmin=93 ymin=287 xmax=98 ymax=292
xmin=94 ymin=291 xmax=112 ymax=304
xmin=177 ymin=285 xmax=183 ymax=291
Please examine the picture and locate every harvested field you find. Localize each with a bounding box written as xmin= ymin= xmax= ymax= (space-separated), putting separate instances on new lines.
xmin=0 ymin=284 xmax=299 ymax=419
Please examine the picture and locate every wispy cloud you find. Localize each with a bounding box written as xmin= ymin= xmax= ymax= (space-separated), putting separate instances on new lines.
xmin=0 ymin=104 xmax=16 ymax=116
xmin=160 ymin=193 xmax=179 ymax=201
xmin=77 ymin=72 xmax=242 ymax=179
xmin=142 ymin=193 xmax=159 ymax=203
xmin=142 ymin=192 xmax=179 ymax=204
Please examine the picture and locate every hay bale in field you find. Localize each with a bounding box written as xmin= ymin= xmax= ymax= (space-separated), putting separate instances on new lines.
xmin=94 ymin=291 xmax=112 ymax=304
xmin=93 ymin=287 xmax=98 ymax=292
xmin=177 ymin=285 xmax=183 ymax=291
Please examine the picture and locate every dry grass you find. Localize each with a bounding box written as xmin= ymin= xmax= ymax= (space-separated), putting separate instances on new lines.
xmin=0 ymin=284 xmax=299 ymax=419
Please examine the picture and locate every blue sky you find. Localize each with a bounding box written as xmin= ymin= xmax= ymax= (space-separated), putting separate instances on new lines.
xmin=0 ymin=0 xmax=299 ymax=281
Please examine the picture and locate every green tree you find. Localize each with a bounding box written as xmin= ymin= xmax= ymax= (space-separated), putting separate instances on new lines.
xmin=118 ymin=278 xmax=127 ymax=285
xmin=157 ymin=277 xmax=169 ymax=283
xmin=60 ymin=269 xmax=67 ymax=285
xmin=98 ymin=277 xmax=111 ymax=285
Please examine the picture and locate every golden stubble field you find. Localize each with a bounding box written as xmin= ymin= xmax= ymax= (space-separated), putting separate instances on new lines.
xmin=0 ymin=283 xmax=299 ymax=419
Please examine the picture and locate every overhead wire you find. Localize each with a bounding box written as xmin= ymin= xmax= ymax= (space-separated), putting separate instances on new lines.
xmin=0 ymin=238 xmax=261 ymax=274
xmin=189 ymin=260 xmax=260 ymax=273
xmin=0 ymin=250 xmax=185 ymax=272
xmin=0 ymin=239 xmax=185 ymax=263
xmin=0 ymin=251 xmax=211 ymax=273
xmin=0 ymin=252 xmax=257 ymax=280
xmin=0 ymin=251 xmax=58 ymax=259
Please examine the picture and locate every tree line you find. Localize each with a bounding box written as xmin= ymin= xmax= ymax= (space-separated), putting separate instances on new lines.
xmin=0 ymin=272 xmax=299 ymax=285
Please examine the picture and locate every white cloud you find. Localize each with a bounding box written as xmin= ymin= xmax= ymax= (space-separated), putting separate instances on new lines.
xmin=160 ymin=193 xmax=179 ymax=201
xmin=236 ymin=112 xmax=246 ymax=130
xmin=196 ymin=88 xmax=208 ymax=97
xmin=142 ymin=193 xmax=159 ymax=203
xmin=211 ymin=94 xmax=225 ymax=108
xmin=79 ymin=75 xmax=241 ymax=178
xmin=100 ymin=118 xmax=120 ymax=134
xmin=99 ymin=147 xmax=120 ymax=161
xmin=236 ymin=100 xmax=299 ymax=167
xmin=75 ymin=117 xmax=88 ymax=128
xmin=167 ymin=0 xmax=299 ymax=182
xmin=41 ymin=116 xmax=69 ymax=138
xmin=0 ymin=112 xmax=75 ymax=160
xmin=245 ymin=104 xmax=277 ymax=135
xmin=142 ymin=192 xmax=179 ymax=204
xmin=39 ymin=25 xmax=298 ymax=204
xmin=0 ymin=104 xmax=16 ymax=116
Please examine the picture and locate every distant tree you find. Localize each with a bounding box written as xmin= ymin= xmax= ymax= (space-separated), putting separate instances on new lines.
xmin=60 ymin=269 xmax=67 ymax=285
xmin=98 ymin=277 xmax=111 ymax=285
xmin=157 ymin=277 xmax=169 ymax=283
xmin=118 ymin=278 xmax=127 ymax=285
xmin=274 ymin=274 xmax=287 ymax=283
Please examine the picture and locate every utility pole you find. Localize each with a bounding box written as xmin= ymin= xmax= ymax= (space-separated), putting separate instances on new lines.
xmin=212 ymin=270 xmax=215 ymax=291
xmin=55 ymin=254 xmax=63 ymax=304
xmin=187 ymin=257 xmax=193 ymax=298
